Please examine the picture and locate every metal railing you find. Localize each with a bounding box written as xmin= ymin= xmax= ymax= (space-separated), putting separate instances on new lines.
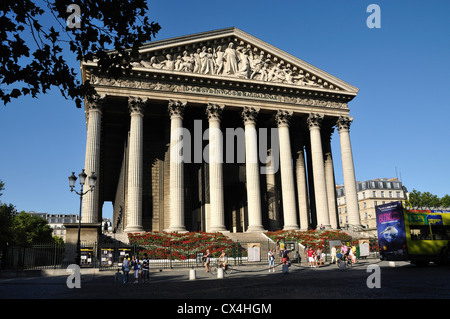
xmin=1 ymin=239 xmax=378 ymax=271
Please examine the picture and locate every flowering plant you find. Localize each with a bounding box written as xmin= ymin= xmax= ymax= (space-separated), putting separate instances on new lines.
xmin=128 ymin=231 xmax=246 ymax=260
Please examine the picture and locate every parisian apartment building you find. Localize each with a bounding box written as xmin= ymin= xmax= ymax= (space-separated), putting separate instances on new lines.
xmin=336 ymin=178 xmax=408 ymax=234
xmin=28 ymin=212 xmax=112 ymax=242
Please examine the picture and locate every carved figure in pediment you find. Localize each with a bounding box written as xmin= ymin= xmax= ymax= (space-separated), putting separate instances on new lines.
xmin=160 ymin=54 xmax=175 ymax=70
xmin=200 ymin=47 xmax=216 ymax=75
xmin=249 ymin=52 xmax=265 ymax=80
xmin=236 ymin=46 xmax=251 ymax=79
xmin=193 ymin=48 xmax=202 ymax=73
xmin=177 ymin=51 xmax=194 ymax=72
xmin=140 ymin=56 xmax=163 ymax=69
xmin=267 ymin=63 xmax=282 ymax=82
xmin=214 ymin=45 xmax=225 ymax=75
xmin=223 ymin=42 xmax=239 ymax=75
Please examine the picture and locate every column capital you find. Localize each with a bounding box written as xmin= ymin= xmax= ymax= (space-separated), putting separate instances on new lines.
xmin=275 ymin=110 xmax=293 ymax=127
xmin=168 ymin=99 xmax=187 ymax=119
xmin=86 ymin=94 xmax=106 ymax=112
xmin=206 ymin=103 xmax=225 ymax=121
xmin=128 ymin=96 xmax=147 ymax=116
xmin=307 ymin=113 xmax=324 ymax=130
xmin=336 ymin=116 xmax=353 ymax=132
xmin=241 ymin=106 xmax=260 ymax=125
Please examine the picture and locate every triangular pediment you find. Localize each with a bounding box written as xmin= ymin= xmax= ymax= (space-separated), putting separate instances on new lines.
xmin=127 ymin=27 xmax=358 ymax=95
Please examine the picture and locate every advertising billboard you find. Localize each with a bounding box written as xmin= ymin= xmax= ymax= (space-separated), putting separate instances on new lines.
xmin=375 ymin=201 xmax=408 ymax=260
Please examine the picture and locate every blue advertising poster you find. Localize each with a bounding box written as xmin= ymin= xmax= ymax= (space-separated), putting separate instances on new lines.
xmin=375 ymin=201 xmax=407 ymax=260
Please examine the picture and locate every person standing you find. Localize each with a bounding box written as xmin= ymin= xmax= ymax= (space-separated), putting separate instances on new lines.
xmin=268 ymin=249 xmax=275 ymax=272
xmin=131 ymin=255 xmax=140 ymax=283
xmin=204 ymin=249 xmax=211 ymax=273
xmin=307 ymin=247 xmax=315 ymax=268
xmin=122 ymin=255 xmax=130 ymax=283
xmin=141 ymin=253 xmax=150 ymax=283
xmin=316 ymin=247 xmax=323 ymax=267
xmin=331 ymin=246 xmax=337 ymax=264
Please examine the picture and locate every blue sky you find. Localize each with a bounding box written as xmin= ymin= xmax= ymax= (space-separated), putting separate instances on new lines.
xmin=1 ymin=0 xmax=449 ymax=219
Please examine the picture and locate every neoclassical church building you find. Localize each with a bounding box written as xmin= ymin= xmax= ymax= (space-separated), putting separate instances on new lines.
xmin=79 ymin=28 xmax=361 ymax=235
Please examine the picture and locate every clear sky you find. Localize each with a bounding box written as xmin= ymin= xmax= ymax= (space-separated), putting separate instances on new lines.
xmin=1 ymin=0 xmax=449 ymax=220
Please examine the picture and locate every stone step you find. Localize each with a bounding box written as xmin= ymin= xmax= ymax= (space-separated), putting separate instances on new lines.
xmin=225 ymin=232 xmax=271 ymax=243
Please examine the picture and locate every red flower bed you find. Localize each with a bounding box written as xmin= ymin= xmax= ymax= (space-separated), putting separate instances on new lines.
xmin=266 ymin=229 xmax=379 ymax=252
xmin=128 ymin=231 xmax=246 ymax=260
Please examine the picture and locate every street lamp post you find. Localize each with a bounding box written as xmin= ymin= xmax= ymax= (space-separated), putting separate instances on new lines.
xmin=68 ymin=169 xmax=97 ymax=266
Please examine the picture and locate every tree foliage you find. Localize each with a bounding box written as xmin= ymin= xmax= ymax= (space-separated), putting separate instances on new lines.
xmin=406 ymin=189 xmax=450 ymax=209
xmin=0 ymin=179 xmax=59 ymax=247
xmin=1 ymin=0 xmax=161 ymax=107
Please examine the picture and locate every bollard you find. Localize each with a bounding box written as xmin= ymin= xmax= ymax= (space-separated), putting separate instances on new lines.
xmin=189 ymin=268 xmax=196 ymax=280
xmin=217 ymin=268 xmax=224 ymax=279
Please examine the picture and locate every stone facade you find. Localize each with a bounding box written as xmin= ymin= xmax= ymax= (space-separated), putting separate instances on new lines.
xmin=79 ymin=28 xmax=361 ymax=234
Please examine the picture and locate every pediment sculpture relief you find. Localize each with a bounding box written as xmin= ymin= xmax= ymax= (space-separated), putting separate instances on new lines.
xmin=133 ymin=41 xmax=340 ymax=91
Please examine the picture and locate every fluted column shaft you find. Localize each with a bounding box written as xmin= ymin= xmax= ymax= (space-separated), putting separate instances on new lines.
xmin=266 ymin=150 xmax=280 ymax=230
xmin=307 ymin=113 xmax=331 ymax=229
xmin=124 ymin=97 xmax=145 ymax=232
xmin=242 ymin=107 xmax=265 ymax=232
xmin=82 ymin=96 xmax=103 ymax=223
xmin=337 ymin=116 xmax=360 ymax=226
xmin=167 ymin=100 xmax=187 ymax=232
xmin=206 ymin=104 xmax=226 ymax=232
xmin=296 ymin=148 xmax=310 ymax=230
xmin=323 ymin=127 xmax=339 ymax=229
xmin=276 ymin=110 xmax=299 ymax=230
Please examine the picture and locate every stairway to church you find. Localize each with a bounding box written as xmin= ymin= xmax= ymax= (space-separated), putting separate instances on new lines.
xmin=225 ymin=232 xmax=276 ymax=262
xmin=225 ymin=231 xmax=271 ymax=243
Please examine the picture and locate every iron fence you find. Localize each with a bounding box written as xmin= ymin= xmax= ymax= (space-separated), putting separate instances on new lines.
xmin=1 ymin=239 xmax=287 ymax=271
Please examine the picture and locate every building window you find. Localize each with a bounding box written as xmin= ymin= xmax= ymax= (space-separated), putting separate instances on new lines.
xmin=381 ymin=191 xmax=384 ymax=198
xmin=373 ymin=191 xmax=376 ymax=197
xmin=389 ymin=191 xmax=393 ymax=198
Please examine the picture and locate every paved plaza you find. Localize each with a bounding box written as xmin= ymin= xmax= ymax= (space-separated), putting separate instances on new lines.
xmin=1 ymin=259 xmax=449 ymax=300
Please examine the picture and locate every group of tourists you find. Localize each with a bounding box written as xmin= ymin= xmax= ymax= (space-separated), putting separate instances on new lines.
xmin=305 ymin=246 xmax=325 ymax=268
xmin=203 ymin=249 xmax=228 ymax=273
xmin=268 ymin=240 xmax=359 ymax=271
xmin=120 ymin=254 xmax=150 ymax=283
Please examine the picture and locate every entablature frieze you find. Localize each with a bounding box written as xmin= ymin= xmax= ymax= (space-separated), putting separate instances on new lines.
xmin=87 ymin=72 xmax=351 ymax=114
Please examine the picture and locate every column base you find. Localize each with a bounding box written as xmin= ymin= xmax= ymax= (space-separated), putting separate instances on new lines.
xmin=124 ymin=225 xmax=144 ymax=233
xmin=247 ymin=225 xmax=266 ymax=232
xmin=165 ymin=226 xmax=188 ymax=233
xmin=208 ymin=226 xmax=228 ymax=233
xmin=283 ymin=225 xmax=300 ymax=231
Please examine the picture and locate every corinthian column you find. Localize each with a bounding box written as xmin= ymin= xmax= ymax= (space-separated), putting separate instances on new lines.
xmin=337 ymin=116 xmax=360 ymax=226
xmin=275 ymin=110 xmax=299 ymax=230
xmin=124 ymin=96 xmax=146 ymax=232
xmin=167 ymin=100 xmax=187 ymax=232
xmin=82 ymin=95 xmax=104 ymax=223
xmin=242 ymin=107 xmax=265 ymax=232
xmin=296 ymin=146 xmax=310 ymax=230
xmin=307 ymin=113 xmax=331 ymax=229
xmin=206 ymin=103 xmax=226 ymax=232
xmin=323 ymin=126 xmax=339 ymax=229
